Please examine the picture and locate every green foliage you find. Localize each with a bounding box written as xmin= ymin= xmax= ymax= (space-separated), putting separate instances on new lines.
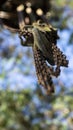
xmin=0 ymin=88 xmax=73 ymax=130
xmin=0 ymin=89 xmax=32 ymax=130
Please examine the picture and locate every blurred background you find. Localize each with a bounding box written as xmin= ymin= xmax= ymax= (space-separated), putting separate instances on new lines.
xmin=0 ymin=0 xmax=73 ymax=130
